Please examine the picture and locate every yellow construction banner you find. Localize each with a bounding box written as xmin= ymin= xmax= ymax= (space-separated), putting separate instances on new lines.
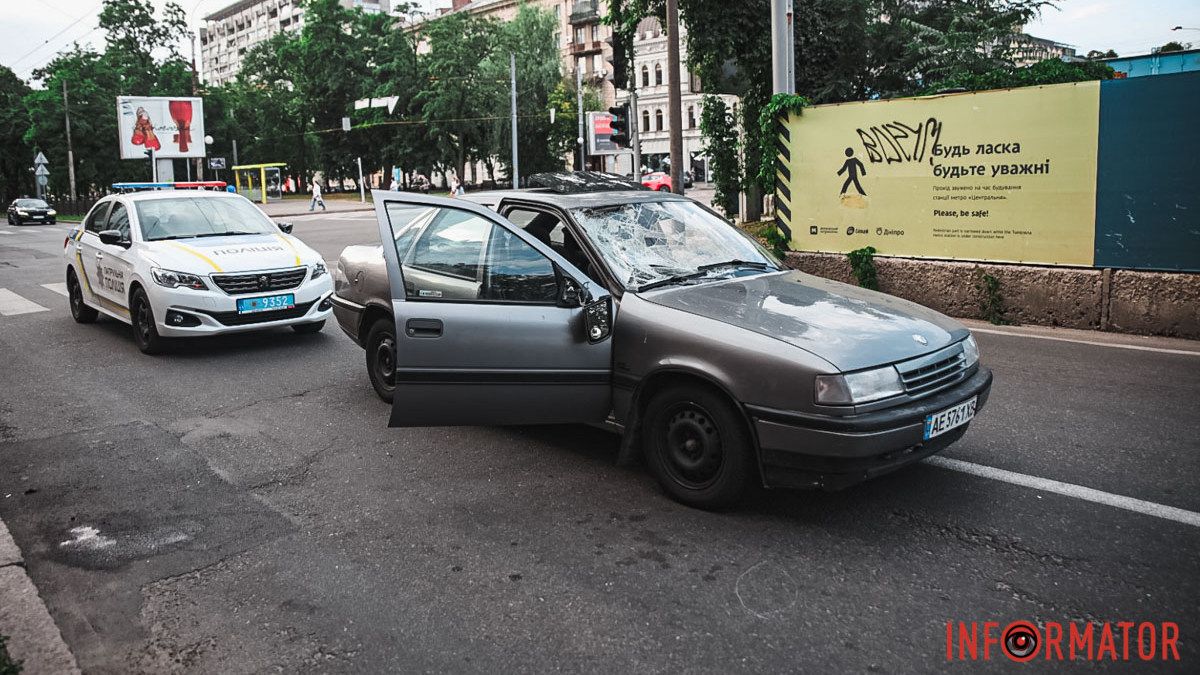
xmin=776 ymin=81 xmax=1100 ymax=266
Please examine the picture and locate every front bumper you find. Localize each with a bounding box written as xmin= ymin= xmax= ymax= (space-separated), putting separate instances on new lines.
xmin=151 ymin=275 xmax=334 ymax=337
xmin=747 ymin=367 xmax=993 ymax=490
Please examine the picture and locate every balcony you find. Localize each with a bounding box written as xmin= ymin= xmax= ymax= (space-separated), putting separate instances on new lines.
xmin=569 ymin=40 xmax=604 ymax=56
xmin=569 ymin=0 xmax=601 ymax=25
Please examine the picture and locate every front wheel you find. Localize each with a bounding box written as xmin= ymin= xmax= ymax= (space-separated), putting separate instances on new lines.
xmin=67 ymin=269 xmax=97 ymax=323
xmin=365 ymin=317 xmax=396 ymax=403
xmin=130 ymin=287 xmax=165 ymax=355
xmin=292 ymin=320 xmax=325 ymax=334
xmin=642 ymin=385 xmax=756 ymax=509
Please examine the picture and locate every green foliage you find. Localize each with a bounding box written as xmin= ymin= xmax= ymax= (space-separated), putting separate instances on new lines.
xmin=922 ymin=58 xmax=1115 ymax=94
xmin=976 ymin=271 xmax=1010 ymax=325
xmin=1157 ymin=41 xmax=1187 ymax=54
xmin=698 ymin=95 xmax=738 ymax=215
xmin=763 ymin=225 xmax=789 ymax=259
xmin=0 ymin=633 xmax=22 ymax=675
xmin=0 ymin=66 xmax=32 ymax=201
xmin=757 ymin=92 xmax=808 ymax=194
xmin=847 ymin=246 xmax=879 ymax=291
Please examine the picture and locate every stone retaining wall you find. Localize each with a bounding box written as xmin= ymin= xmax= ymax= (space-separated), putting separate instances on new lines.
xmin=784 ymin=252 xmax=1200 ymax=339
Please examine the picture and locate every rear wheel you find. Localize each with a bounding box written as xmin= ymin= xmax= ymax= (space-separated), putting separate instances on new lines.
xmin=130 ymin=287 xmax=164 ymax=355
xmin=292 ymin=320 xmax=325 ymax=334
xmin=67 ymin=269 xmax=97 ymax=323
xmin=365 ymin=317 xmax=396 ymax=403
xmin=642 ymin=384 xmax=756 ymax=509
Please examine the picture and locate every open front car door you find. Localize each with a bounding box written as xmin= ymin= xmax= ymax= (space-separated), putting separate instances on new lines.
xmin=373 ymin=192 xmax=614 ymax=427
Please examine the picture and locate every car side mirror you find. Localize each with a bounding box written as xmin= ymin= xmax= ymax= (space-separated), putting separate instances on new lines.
xmin=277 ymin=221 xmax=293 ymax=234
xmin=584 ymin=297 xmax=613 ymax=343
xmin=98 ymin=229 xmax=130 ymax=248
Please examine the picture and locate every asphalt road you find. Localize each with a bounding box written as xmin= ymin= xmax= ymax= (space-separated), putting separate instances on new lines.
xmin=1 ymin=212 xmax=1198 ymax=673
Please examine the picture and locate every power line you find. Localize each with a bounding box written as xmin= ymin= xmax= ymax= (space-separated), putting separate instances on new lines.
xmin=10 ymin=1 xmax=104 ymax=69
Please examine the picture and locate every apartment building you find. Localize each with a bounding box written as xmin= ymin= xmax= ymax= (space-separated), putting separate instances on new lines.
xmin=200 ymin=0 xmax=391 ymax=86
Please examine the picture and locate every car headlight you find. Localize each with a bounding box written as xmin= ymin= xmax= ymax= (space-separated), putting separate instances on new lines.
xmin=961 ymin=335 xmax=979 ymax=368
xmin=311 ymin=262 xmax=327 ymax=279
xmin=47 ymin=209 xmax=56 ymax=216
xmin=17 ymin=210 xmax=28 ymax=215
xmin=151 ymin=267 xmax=208 ymax=290
xmin=815 ymin=366 xmax=905 ymax=405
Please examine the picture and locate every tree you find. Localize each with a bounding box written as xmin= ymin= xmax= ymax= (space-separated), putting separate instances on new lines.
xmin=698 ymin=95 xmax=738 ymax=215
xmin=0 ymin=65 xmax=32 ymax=201
xmin=1085 ymin=49 xmax=1118 ymax=59
xmin=1156 ymin=41 xmax=1187 ymax=53
xmin=417 ymin=12 xmax=502 ymax=184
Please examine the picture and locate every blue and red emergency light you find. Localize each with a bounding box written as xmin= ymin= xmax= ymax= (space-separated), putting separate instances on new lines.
xmin=111 ymin=181 xmax=228 ymax=192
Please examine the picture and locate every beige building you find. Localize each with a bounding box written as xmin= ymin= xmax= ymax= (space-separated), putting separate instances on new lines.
xmin=200 ymin=0 xmax=392 ymax=86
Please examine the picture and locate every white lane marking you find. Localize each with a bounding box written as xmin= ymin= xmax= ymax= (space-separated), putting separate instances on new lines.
xmin=925 ymin=456 xmax=1200 ymax=528
xmin=971 ymin=326 xmax=1200 ymax=356
xmin=0 ymin=288 xmax=49 ymax=315
xmin=0 ymin=231 xmax=10 ymax=235
xmin=42 ymin=282 xmax=69 ymax=297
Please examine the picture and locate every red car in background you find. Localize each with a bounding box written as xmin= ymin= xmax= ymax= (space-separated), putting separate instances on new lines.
xmin=641 ymin=172 xmax=672 ymax=191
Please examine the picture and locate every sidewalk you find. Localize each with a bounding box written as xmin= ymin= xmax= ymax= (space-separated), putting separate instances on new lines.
xmin=0 ymin=519 xmax=79 ymax=674
xmin=256 ymin=197 xmax=374 ymax=219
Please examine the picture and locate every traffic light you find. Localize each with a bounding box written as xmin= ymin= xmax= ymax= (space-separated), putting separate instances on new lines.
xmin=609 ymin=104 xmax=631 ymax=149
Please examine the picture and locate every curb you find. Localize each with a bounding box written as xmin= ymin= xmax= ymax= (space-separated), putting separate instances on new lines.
xmin=260 ymin=204 xmax=375 ymax=218
xmin=0 ymin=519 xmax=80 ymax=675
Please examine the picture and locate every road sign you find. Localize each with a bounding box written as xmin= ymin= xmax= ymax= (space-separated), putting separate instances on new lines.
xmin=34 ymin=152 xmax=48 ymax=165
xmin=36 ymin=175 xmax=48 ymax=187
xmin=208 ymin=157 xmax=227 ymax=170
xmin=342 ymin=117 xmax=351 ymax=132
xmin=34 ymin=165 xmax=49 ymax=176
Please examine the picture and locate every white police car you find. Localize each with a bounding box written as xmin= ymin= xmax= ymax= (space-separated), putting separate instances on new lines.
xmin=64 ymin=182 xmax=333 ymax=354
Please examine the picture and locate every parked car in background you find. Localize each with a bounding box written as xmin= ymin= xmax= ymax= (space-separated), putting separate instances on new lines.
xmin=330 ymin=173 xmax=992 ymax=509
xmin=641 ymin=172 xmax=672 ymax=191
xmin=8 ymin=198 xmax=56 ymax=225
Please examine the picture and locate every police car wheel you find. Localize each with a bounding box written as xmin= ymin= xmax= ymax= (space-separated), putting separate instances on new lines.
xmin=292 ymin=320 xmax=325 ymax=334
xmin=130 ymin=288 xmax=164 ymax=355
xmin=365 ymin=318 xmax=396 ymax=403
xmin=67 ymin=270 xmax=97 ymax=324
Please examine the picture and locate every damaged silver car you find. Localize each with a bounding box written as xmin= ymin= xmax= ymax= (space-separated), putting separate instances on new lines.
xmin=331 ymin=175 xmax=992 ymax=509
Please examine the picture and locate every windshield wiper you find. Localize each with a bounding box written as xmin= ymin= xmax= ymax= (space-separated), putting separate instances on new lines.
xmin=637 ymin=270 xmax=710 ymax=293
xmin=696 ymin=259 xmax=778 ymax=272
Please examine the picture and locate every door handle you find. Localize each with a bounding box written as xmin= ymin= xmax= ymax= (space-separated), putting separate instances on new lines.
xmin=405 ymin=318 xmax=443 ymax=338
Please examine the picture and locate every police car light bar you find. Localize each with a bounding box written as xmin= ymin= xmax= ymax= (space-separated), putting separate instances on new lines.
xmin=111 ymin=181 xmax=228 ymax=192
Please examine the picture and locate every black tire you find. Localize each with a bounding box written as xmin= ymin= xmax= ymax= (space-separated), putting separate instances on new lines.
xmin=365 ymin=317 xmax=396 ymax=403
xmin=292 ymin=320 xmax=325 ymax=334
xmin=130 ymin=287 xmax=164 ymax=355
xmin=67 ymin=269 xmax=97 ymax=324
xmin=642 ymin=384 xmax=756 ymax=509
xmin=11 ymin=215 xmax=20 ymax=226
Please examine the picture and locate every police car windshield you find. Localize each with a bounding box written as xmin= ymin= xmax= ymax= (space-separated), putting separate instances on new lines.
xmin=15 ymin=199 xmax=48 ymax=208
xmin=136 ymin=196 xmax=278 ymax=241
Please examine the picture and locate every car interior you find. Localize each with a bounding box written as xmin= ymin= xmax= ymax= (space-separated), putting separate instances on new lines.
xmin=505 ymin=207 xmax=603 ymax=286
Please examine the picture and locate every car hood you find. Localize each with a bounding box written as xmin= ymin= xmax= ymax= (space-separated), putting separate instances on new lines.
xmin=642 ymin=270 xmax=967 ymax=372
xmin=142 ymin=233 xmax=317 ymax=274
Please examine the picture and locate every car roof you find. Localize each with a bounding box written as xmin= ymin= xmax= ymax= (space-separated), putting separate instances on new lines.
xmin=463 ymin=189 xmax=690 ymax=210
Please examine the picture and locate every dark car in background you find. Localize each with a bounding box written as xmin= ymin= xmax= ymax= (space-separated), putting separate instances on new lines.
xmin=330 ymin=174 xmax=992 ymax=509
xmin=7 ymin=198 xmax=56 ymax=225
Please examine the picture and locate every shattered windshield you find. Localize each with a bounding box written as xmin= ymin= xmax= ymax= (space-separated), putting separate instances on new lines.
xmin=571 ymin=199 xmax=779 ymax=290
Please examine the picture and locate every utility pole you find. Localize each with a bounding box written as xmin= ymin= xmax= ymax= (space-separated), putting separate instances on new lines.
xmin=62 ymin=80 xmax=76 ymax=202
xmin=629 ymin=88 xmax=642 ymax=178
xmin=356 ymin=156 xmax=365 ymax=203
xmin=510 ymin=53 xmax=519 ymax=187
xmin=232 ymin=139 xmax=238 ymax=166
xmin=665 ymin=0 xmax=684 ymax=194
xmin=576 ymin=66 xmax=585 ymax=170
xmin=771 ymin=0 xmax=796 ymax=95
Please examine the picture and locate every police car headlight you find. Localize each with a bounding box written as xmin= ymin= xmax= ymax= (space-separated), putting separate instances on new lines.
xmin=17 ymin=210 xmax=28 ymax=216
xmin=47 ymin=209 xmax=56 ymax=216
xmin=152 ymin=267 xmax=208 ymax=290
xmin=311 ymin=262 xmax=327 ymax=279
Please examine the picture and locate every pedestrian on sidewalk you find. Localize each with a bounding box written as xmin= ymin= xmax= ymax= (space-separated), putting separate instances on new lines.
xmin=309 ymin=178 xmax=326 ymax=211
xmin=388 ymin=177 xmax=399 ymax=191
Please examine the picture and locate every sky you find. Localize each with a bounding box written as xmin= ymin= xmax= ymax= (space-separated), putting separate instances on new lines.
xmin=2 ymin=0 xmax=1198 ymax=83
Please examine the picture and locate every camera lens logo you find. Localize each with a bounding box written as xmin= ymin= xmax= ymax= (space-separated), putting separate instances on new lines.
xmin=809 ymin=225 xmax=818 ymax=235
xmin=846 ymin=226 xmax=855 ymax=235
xmin=1003 ymin=622 xmax=1040 ymax=662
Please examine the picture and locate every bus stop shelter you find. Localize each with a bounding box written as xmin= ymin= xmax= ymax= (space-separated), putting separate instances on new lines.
xmin=231 ymin=163 xmax=287 ymax=204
